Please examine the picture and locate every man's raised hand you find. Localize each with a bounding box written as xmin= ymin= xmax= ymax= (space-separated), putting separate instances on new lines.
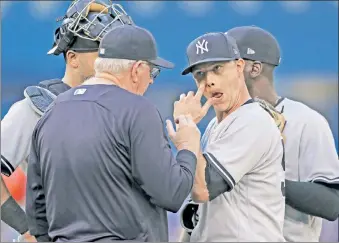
xmin=173 ymin=84 xmax=212 ymax=124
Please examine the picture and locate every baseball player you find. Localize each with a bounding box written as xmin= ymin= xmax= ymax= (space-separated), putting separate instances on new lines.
xmin=226 ymin=26 xmax=339 ymax=242
xmin=1 ymin=0 xmax=133 ymax=241
xmin=175 ymin=32 xmax=286 ymax=241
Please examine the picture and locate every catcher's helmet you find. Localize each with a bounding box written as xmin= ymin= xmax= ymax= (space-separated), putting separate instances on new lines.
xmin=48 ymin=0 xmax=134 ymax=56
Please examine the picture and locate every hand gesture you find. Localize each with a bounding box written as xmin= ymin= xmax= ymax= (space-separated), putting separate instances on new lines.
xmin=166 ymin=115 xmax=201 ymax=157
xmin=173 ymin=84 xmax=212 ymax=124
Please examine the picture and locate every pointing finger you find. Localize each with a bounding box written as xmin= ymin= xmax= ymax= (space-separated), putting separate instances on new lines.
xmin=201 ymin=98 xmax=213 ymax=115
xmin=195 ymin=83 xmax=205 ymax=100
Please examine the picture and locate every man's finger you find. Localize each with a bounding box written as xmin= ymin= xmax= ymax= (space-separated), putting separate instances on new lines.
xmin=177 ymin=115 xmax=188 ymax=126
xmin=179 ymin=93 xmax=186 ymax=100
xmin=187 ymin=91 xmax=194 ymax=98
xmin=166 ymin=120 xmax=176 ymax=139
xmin=195 ymin=83 xmax=205 ymax=100
xmin=201 ymin=98 xmax=213 ymax=114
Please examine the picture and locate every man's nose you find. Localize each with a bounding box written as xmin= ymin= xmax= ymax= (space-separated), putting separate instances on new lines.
xmin=205 ymin=72 xmax=216 ymax=87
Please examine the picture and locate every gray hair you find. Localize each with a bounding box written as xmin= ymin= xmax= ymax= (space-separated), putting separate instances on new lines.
xmin=94 ymin=57 xmax=136 ymax=75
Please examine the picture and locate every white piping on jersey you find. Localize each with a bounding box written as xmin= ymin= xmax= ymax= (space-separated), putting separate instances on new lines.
xmin=1 ymin=155 xmax=14 ymax=176
xmin=311 ymin=176 xmax=339 ymax=184
xmin=204 ymin=152 xmax=235 ymax=189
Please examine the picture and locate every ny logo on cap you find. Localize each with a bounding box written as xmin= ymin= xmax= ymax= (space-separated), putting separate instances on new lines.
xmin=196 ymin=39 xmax=209 ymax=55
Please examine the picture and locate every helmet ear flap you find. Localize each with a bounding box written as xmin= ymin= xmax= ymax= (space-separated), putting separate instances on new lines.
xmin=47 ymin=26 xmax=76 ymax=55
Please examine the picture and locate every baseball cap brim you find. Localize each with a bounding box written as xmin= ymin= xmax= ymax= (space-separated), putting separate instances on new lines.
xmin=149 ymin=57 xmax=174 ymax=69
xmin=181 ymin=57 xmax=236 ymax=75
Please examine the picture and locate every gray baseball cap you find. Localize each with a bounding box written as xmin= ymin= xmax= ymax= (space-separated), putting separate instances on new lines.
xmin=182 ymin=32 xmax=241 ymax=75
xmin=98 ymin=25 xmax=174 ymax=69
xmin=226 ymin=26 xmax=281 ymax=66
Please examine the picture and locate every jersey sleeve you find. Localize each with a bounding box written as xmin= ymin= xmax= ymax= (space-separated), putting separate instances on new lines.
xmin=1 ymin=98 xmax=41 ymax=176
xmin=299 ymin=113 xmax=339 ymax=184
xmin=203 ymin=116 xmax=272 ymax=191
xmin=129 ymin=100 xmax=196 ymax=212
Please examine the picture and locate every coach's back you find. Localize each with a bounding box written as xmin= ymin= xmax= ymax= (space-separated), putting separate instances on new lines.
xmin=31 ymin=84 xmax=188 ymax=242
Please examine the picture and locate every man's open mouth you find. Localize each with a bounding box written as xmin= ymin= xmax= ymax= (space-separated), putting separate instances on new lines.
xmin=212 ymin=92 xmax=223 ymax=99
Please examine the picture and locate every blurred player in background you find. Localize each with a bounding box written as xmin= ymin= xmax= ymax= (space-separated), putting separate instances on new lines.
xmin=226 ymin=26 xmax=339 ymax=241
xmin=1 ymin=0 xmax=133 ymax=241
xmin=176 ymin=32 xmax=286 ymax=241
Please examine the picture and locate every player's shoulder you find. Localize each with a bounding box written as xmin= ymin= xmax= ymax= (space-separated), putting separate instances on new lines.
xmin=203 ymin=117 xmax=218 ymax=137
xmin=119 ymin=90 xmax=159 ymax=115
xmin=282 ymin=98 xmax=329 ymax=127
xmin=206 ymin=117 xmax=217 ymax=130
xmin=2 ymin=98 xmax=41 ymax=139
xmin=7 ymin=97 xmax=31 ymax=111
xmin=4 ymin=97 xmax=40 ymax=119
xmin=68 ymin=84 xmax=158 ymax=114
xmin=99 ymin=85 xmax=161 ymax=121
xmin=236 ymin=102 xmax=275 ymax=127
xmin=215 ymin=102 xmax=276 ymax=136
xmin=96 ymin=85 xmax=156 ymax=110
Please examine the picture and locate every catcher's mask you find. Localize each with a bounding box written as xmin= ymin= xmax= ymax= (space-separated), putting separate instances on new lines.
xmin=48 ymin=0 xmax=134 ymax=56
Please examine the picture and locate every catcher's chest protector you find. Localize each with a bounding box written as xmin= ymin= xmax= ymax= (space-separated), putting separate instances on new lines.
xmin=24 ymin=79 xmax=71 ymax=116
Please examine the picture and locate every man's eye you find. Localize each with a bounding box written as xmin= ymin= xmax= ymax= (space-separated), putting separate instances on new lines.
xmin=213 ymin=65 xmax=223 ymax=72
xmin=194 ymin=71 xmax=205 ymax=78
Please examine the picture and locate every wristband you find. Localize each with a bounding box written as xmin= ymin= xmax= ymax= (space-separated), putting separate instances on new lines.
xmin=1 ymin=196 xmax=29 ymax=234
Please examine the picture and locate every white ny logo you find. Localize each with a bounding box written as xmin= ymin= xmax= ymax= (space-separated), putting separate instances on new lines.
xmin=196 ymin=39 xmax=209 ymax=54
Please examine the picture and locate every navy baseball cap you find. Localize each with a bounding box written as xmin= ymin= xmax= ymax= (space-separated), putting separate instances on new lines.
xmin=182 ymin=32 xmax=241 ymax=75
xmin=99 ymin=25 xmax=174 ymax=69
xmin=226 ymin=26 xmax=281 ymax=66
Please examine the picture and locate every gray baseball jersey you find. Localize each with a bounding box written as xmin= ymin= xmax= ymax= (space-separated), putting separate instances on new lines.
xmin=275 ymin=98 xmax=339 ymax=242
xmin=190 ymin=101 xmax=286 ymax=242
xmin=1 ymin=98 xmax=40 ymax=176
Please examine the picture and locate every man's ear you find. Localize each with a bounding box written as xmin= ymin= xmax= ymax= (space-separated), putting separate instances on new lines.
xmin=236 ymin=58 xmax=245 ymax=75
xmin=131 ymin=61 xmax=143 ymax=84
xmin=249 ymin=61 xmax=263 ymax=79
xmin=66 ymin=50 xmax=78 ymax=68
